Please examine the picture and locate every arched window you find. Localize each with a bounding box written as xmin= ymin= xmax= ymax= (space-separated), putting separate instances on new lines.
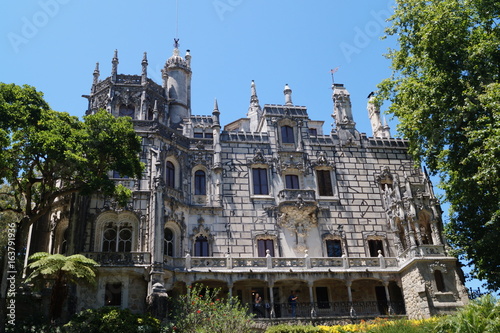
xmin=166 ymin=161 xmax=175 ymax=188
xmin=194 ymin=235 xmax=209 ymax=257
xmin=102 ymin=224 xmax=132 ymax=252
xmin=281 ymin=125 xmax=294 ymax=143
xmin=164 ymin=228 xmax=174 ymax=257
xmin=60 ymin=228 xmax=69 ymax=255
xmin=194 ymin=170 xmax=206 ymax=195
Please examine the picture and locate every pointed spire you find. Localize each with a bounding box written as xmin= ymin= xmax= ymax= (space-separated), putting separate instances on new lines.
xmin=250 ymin=80 xmax=260 ymax=106
xmin=93 ymin=62 xmax=100 ymax=86
xmin=141 ymin=52 xmax=148 ymax=85
xmin=212 ymin=98 xmax=220 ymax=126
xmin=284 ymin=84 xmax=293 ymax=105
xmin=111 ymin=49 xmax=119 ymax=82
xmin=153 ymin=100 xmax=158 ymax=120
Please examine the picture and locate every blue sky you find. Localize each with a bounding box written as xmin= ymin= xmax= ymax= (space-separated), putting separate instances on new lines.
xmin=1 ymin=0 xmax=484 ymax=291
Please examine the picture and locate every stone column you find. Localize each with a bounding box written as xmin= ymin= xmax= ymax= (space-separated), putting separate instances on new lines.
xmin=383 ymin=280 xmax=393 ymax=315
xmin=345 ymin=280 xmax=355 ymax=317
xmin=268 ymin=282 xmax=275 ymax=318
xmin=308 ymin=281 xmax=316 ymax=317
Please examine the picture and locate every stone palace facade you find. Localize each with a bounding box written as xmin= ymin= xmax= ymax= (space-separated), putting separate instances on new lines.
xmin=28 ymin=43 xmax=469 ymax=320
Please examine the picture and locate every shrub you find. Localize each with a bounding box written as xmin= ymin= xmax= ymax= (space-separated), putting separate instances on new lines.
xmin=266 ymin=324 xmax=321 ymax=333
xmin=434 ymin=294 xmax=500 ymax=333
xmin=63 ymin=307 xmax=161 ymax=333
xmin=165 ymin=284 xmax=254 ymax=333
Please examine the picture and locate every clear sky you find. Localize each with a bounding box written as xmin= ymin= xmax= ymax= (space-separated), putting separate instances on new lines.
xmin=1 ymin=0 xmax=484 ymax=292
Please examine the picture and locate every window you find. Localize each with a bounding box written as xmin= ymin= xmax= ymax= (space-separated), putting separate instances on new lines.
xmin=119 ymin=105 xmax=135 ymax=119
xmin=194 ymin=170 xmax=206 ymax=195
xmin=164 ymin=228 xmax=174 ymax=256
xmin=194 ymin=235 xmax=209 ymax=256
xmin=368 ymin=239 xmax=384 ymax=257
xmin=281 ymin=125 xmax=294 ymax=143
xmin=194 ymin=132 xmax=204 ymax=138
xmin=257 ymin=239 xmax=274 ymax=257
xmin=102 ymin=224 xmax=132 ymax=252
xmin=326 ymin=239 xmax=342 ymax=257
xmin=285 ymin=175 xmax=300 ymax=189
xmin=204 ymin=132 xmax=213 ymax=139
xmin=434 ymin=270 xmax=446 ymax=292
xmin=112 ymin=170 xmax=129 ymax=179
xmin=166 ymin=161 xmax=175 ymax=188
xmin=317 ymin=170 xmax=333 ymax=196
xmin=253 ymin=168 xmax=269 ymax=195
xmin=309 ymin=128 xmax=317 ymax=136
xmin=105 ymin=283 xmax=122 ymax=306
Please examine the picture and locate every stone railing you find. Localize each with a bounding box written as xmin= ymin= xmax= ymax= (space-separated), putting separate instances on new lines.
xmin=277 ymin=189 xmax=316 ymax=205
xmin=171 ymin=254 xmax=399 ymax=271
xmin=398 ymin=245 xmax=447 ymax=261
xmin=115 ymin=75 xmax=141 ymax=85
xmin=84 ymin=252 xmax=151 ymax=266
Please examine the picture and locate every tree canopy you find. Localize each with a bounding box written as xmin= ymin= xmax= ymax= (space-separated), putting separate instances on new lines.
xmin=0 ymin=83 xmax=144 ymax=254
xmin=378 ymin=0 xmax=500 ymax=290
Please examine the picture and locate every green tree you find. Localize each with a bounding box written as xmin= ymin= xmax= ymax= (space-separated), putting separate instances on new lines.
xmin=0 ymin=83 xmax=144 ymax=258
xmin=377 ymin=0 xmax=500 ymax=290
xmin=25 ymin=252 xmax=98 ymax=321
xmin=166 ymin=284 xmax=255 ymax=333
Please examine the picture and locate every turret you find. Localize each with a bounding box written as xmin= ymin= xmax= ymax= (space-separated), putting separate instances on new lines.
xmin=367 ymin=92 xmax=391 ymax=138
xmin=111 ymin=49 xmax=118 ymax=83
xmin=141 ymin=52 xmax=148 ymax=85
xmin=247 ymin=80 xmax=262 ymax=132
xmin=163 ymin=39 xmax=192 ymax=129
xmin=332 ymin=83 xmax=354 ymax=128
xmin=91 ymin=62 xmax=100 ymax=93
xmin=284 ymin=84 xmax=293 ymax=105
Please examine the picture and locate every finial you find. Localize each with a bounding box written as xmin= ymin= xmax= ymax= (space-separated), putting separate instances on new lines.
xmin=284 ymin=83 xmax=293 ymax=105
xmin=94 ymin=62 xmax=100 ymax=74
xmin=214 ymin=98 xmax=219 ymax=112
xmin=141 ymin=52 xmax=148 ymax=85
xmin=185 ymin=49 xmax=191 ymax=67
xmin=113 ymin=49 xmax=118 ymax=62
xmin=153 ymin=100 xmax=158 ymax=120
xmin=111 ymin=50 xmax=118 ymax=81
xmin=142 ymin=52 xmax=148 ymax=64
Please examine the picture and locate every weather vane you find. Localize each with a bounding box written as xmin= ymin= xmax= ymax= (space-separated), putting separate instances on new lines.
xmin=330 ymin=67 xmax=339 ymax=84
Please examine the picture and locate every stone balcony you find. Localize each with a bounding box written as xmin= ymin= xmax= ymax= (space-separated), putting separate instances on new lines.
xmin=276 ymin=189 xmax=316 ymax=207
xmin=84 ymin=252 xmax=151 ymax=266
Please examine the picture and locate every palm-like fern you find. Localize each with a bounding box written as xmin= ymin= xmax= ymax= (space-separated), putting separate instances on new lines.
xmin=25 ymin=252 xmax=98 ymax=321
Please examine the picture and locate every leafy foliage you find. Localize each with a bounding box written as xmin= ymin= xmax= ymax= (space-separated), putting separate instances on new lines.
xmin=63 ymin=307 xmax=161 ymax=333
xmin=0 ymin=83 xmax=143 ymax=261
xmin=377 ymin=0 xmax=500 ymax=290
xmin=266 ymin=324 xmax=320 ymax=333
xmin=434 ymin=294 xmax=500 ymax=333
xmin=165 ymin=284 xmax=255 ymax=333
xmin=25 ymin=252 xmax=98 ymax=321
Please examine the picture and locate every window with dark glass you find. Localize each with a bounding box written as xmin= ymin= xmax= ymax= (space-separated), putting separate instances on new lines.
xmin=102 ymin=224 xmax=132 ymax=252
xmin=281 ymin=125 xmax=294 ymax=143
xmin=194 ymin=170 xmax=206 ymax=195
xmin=257 ymin=239 xmax=274 ymax=257
xmin=105 ymin=283 xmax=122 ymax=306
xmin=285 ymin=175 xmax=300 ymax=189
xmin=317 ymin=170 xmax=333 ymax=196
xmin=166 ymin=161 xmax=175 ymax=188
xmin=194 ymin=235 xmax=209 ymax=257
xmin=164 ymin=228 xmax=174 ymax=256
xmin=326 ymin=239 xmax=342 ymax=257
xmin=204 ymin=132 xmax=213 ymax=139
xmin=434 ymin=270 xmax=446 ymax=292
xmin=119 ymin=105 xmax=135 ymax=119
xmin=194 ymin=132 xmax=204 ymax=138
xmin=309 ymin=128 xmax=317 ymax=136
xmin=368 ymin=239 xmax=384 ymax=257
xmin=253 ymin=168 xmax=269 ymax=195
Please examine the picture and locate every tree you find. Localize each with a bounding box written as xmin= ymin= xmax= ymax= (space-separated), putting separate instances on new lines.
xmin=25 ymin=252 xmax=98 ymax=321
xmin=0 ymin=83 xmax=144 ymax=258
xmin=377 ymin=0 xmax=500 ymax=290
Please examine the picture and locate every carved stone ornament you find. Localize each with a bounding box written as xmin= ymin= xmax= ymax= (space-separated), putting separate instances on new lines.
xmin=429 ymin=261 xmax=447 ymax=273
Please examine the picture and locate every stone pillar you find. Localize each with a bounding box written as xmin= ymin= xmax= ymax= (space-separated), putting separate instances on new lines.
xmin=268 ymin=282 xmax=275 ymax=318
xmin=382 ymin=280 xmax=393 ymax=315
xmin=345 ymin=280 xmax=355 ymax=317
xmin=308 ymin=281 xmax=316 ymax=317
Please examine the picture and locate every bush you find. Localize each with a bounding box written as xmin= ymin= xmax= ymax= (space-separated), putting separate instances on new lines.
xmin=266 ymin=324 xmax=320 ymax=333
xmin=63 ymin=307 xmax=161 ymax=333
xmin=434 ymin=294 xmax=500 ymax=333
xmin=165 ymin=284 xmax=254 ymax=333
